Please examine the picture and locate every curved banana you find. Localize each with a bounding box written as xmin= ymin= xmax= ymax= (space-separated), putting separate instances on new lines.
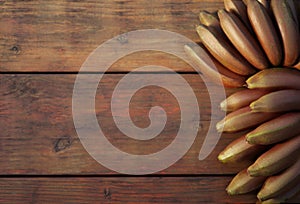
xmin=218 ymin=135 xmax=267 ymax=163
xmin=257 ymin=157 xmax=300 ymax=201
xmin=226 ymin=168 xmax=267 ymax=195
xmin=246 ymin=112 xmax=300 ymax=145
xmin=218 ymin=9 xmax=269 ymax=69
xmin=220 ymin=89 xmax=269 ymax=112
xmin=247 ymin=0 xmax=282 ymax=66
xmin=248 ymin=135 xmax=300 ymax=177
xmin=260 ymin=182 xmax=300 ymax=204
xmin=250 ymin=89 xmax=300 ymax=112
xmin=184 ymin=44 xmax=246 ymax=88
xmin=196 ymin=25 xmax=256 ymax=76
xmin=224 ymin=0 xmax=252 ymax=31
xmin=271 ymin=0 xmax=300 ymax=66
xmin=246 ymin=68 xmax=300 ymax=89
xmin=216 ymin=106 xmax=278 ymax=133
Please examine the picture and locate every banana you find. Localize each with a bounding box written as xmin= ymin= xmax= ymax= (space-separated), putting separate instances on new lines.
xmin=196 ymin=25 xmax=256 ymax=76
xmin=250 ymin=89 xmax=300 ymax=112
xmin=246 ymin=68 xmax=300 ymax=90
xmin=220 ymin=89 xmax=270 ymax=112
xmin=199 ymin=11 xmax=221 ymax=32
xmin=260 ymin=182 xmax=300 ymax=204
xmin=257 ymin=157 xmax=300 ymax=201
xmin=218 ymin=135 xmax=267 ymax=163
xmin=218 ymin=9 xmax=269 ymax=69
xmin=246 ymin=112 xmax=300 ymax=145
xmin=247 ymin=0 xmax=282 ymax=66
xmin=271 ymin=0 xmax=300 ymax=66
xmin=248 ymin=135 xmax=300 ymax=177
xmin=216 ymin=106 xmax=278 ymax=133
xmin=184 ymin=44 xmax=246 ymax=88
xmin=224 ymin=0 xmax=253 ymax=31
xmin=226 ymin=168 xmax=267 ymax=195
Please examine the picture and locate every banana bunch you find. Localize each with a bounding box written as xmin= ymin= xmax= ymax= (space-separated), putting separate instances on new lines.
xmin=218 ymin=83 xmax=300 ymax=203
xmin=185 ymin=0 xmax=300 ymax=203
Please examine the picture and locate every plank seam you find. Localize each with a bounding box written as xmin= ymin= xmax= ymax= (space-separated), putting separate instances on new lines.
xmin=0 ymin=174 xmax=235 ymax=178
xmin=0 ymin=71 xmax=201 ymax=75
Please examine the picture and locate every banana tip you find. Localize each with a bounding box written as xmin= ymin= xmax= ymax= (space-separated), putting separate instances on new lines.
xmin=220 ymin=100 xmax=227 ymax=111
xmin=257 ymin=191 xmax=267 ymax=202
xmin=245 ymin=134 xmax=255 ymax=144
xmin=226 ymin=188 xmax=235 ymax=196
xmin=247 ymin=166 xmax=257 ymax=177
xmin=217 ymin=9 xmax=226 ymax=16
xmin=250 ymin=101 xmax=266 ymax=113
xmin=216 ymin=121 xmax=224 ymax=132
xmin=217 ymin=153 xmax=227 ymax=163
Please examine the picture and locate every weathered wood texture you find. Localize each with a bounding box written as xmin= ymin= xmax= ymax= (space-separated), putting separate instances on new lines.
xmin=2 ymin=0 xmax=299 ymax=203
xmin=0 ymin=0 xmax=223 ymax=72
xmin=0 ymin=74 xmax=250 ymax=175
xmin=0 ymin=177 xmax=259 ymax=203
xmin=1 ymin=177 xmax=299 ymax=203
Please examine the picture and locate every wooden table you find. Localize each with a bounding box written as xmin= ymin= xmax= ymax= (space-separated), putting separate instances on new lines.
xmin=0 ymin=0 xmax=299 ymax=203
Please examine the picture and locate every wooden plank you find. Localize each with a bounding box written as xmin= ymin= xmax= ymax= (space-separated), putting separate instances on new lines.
xmin=0 ymin=0 xmax=223 ymax=72
xmin=1 ymin=177 xmax=299 ymax=203
xmin=0 ymin=177 xmax=260 ymax=203
xmin=0 ymin=74 xmax=251 ymax=174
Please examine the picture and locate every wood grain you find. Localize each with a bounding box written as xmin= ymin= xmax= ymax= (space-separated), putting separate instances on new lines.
xmin=2 ymin=0 xmax=298 ymax=203
xmin=0 ymin=177 xmax=258 ymax=203
xmin=0 ymin=74 xmax=250 ymax=175
xmin=1 ymin=177 xmax=299 ymax=203
xmin=0 ymin=0 xmax=223 ymax=72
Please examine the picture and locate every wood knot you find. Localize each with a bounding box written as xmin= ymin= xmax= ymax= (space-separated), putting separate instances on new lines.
xmin=10 ymin=45 xmax=20 ymax=54
xmin=54 ymin=136 xmax=73 ymax=152
xmin=104 ymin=188 xmax=111 ymax=200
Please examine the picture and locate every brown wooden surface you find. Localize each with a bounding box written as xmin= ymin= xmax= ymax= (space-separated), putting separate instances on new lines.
xmin=0 ymin=177 xmax=299 ymax=203
xmin=0 ymin=0 xmax=223 ymax=72
xmin=1 ymin=0 xmax=299 ymax=203
xmin=0 ymin=74 xmax=247 ymax=175
xmin=0 ymin=177 xmax=298 ymax=203
xmin=0 ymin=177 xmax=256 ymax=203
